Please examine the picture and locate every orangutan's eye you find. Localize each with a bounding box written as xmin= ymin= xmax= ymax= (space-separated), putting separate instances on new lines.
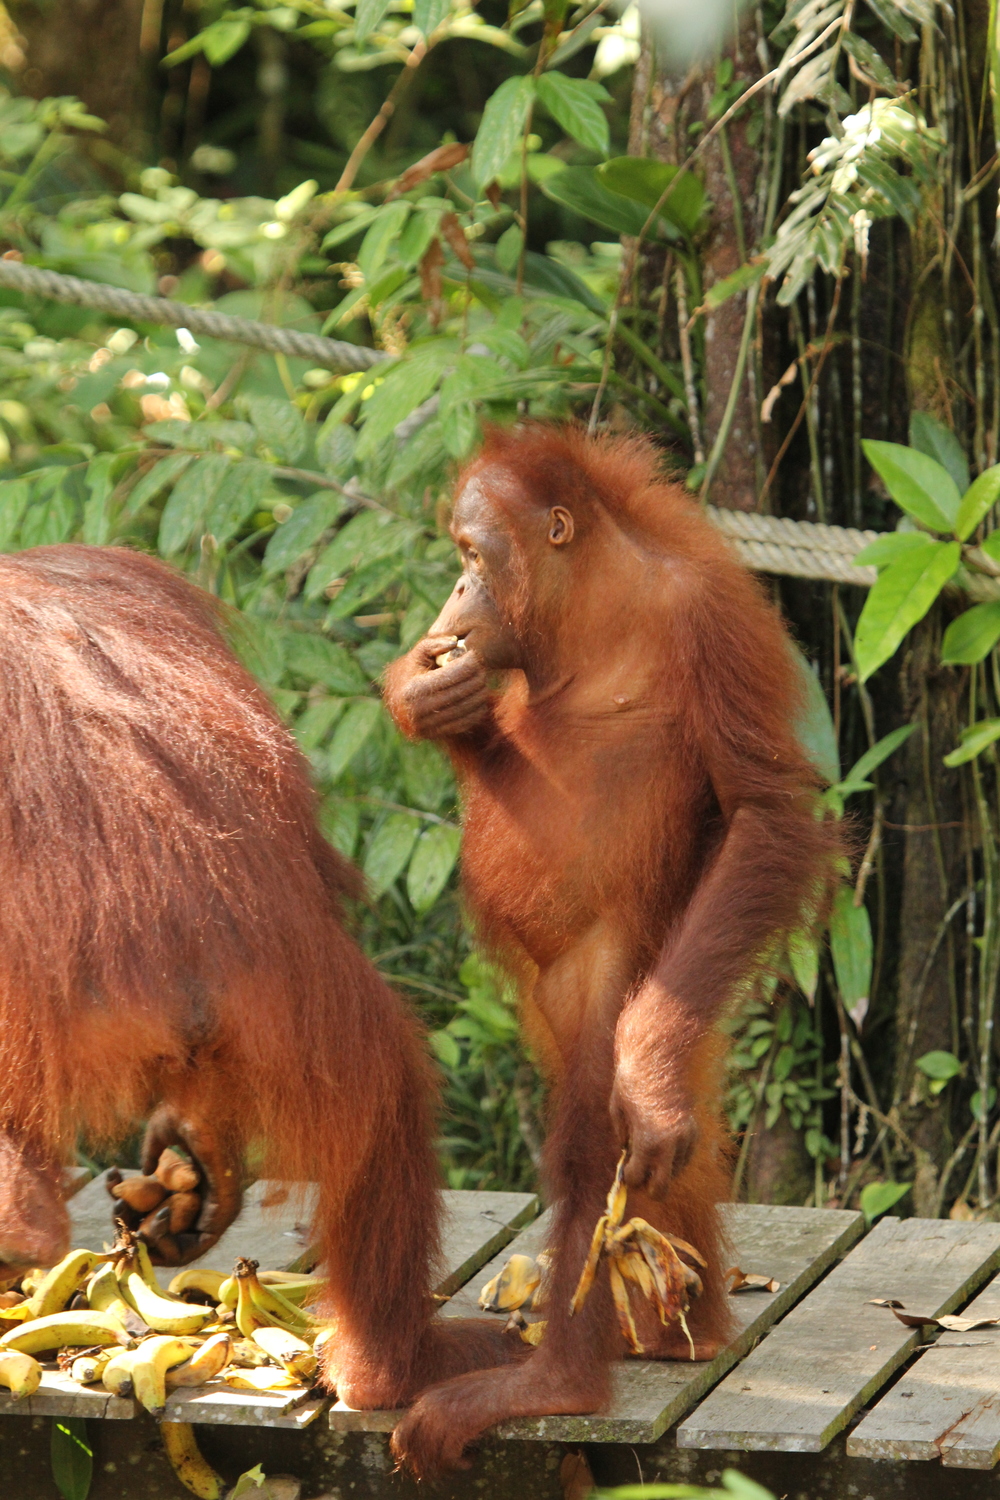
xmin=467 ymin=549 xmax=480 ymax=565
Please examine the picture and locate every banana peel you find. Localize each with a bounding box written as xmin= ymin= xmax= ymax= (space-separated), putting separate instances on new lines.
xmin=161 ymin=1421 xmax=224 ymax=1500
xmin=0 ymin=1310 xmax=131 ymax=1354
xmin=166 ymin=1333 xmax=232 ymax=1389
xmin=569 ymin=1151 xmax=706 ymax=1359
xmin=479 ymin=1254 xmax=541 ymax=1313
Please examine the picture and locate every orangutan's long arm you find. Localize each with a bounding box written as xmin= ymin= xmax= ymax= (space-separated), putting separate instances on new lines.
xmin=383 ymin=637 xmax=496 ymax=742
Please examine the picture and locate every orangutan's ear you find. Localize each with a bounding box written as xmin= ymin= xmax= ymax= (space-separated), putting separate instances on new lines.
xmin=548 ymin=507 xmax=575 ymax=546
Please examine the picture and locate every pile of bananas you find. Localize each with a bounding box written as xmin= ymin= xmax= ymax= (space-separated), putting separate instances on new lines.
xmin=106 ymin=1148 xmax=205 ymax=1263
xmin=0 ymin=1231 xmax=330 ymax=1497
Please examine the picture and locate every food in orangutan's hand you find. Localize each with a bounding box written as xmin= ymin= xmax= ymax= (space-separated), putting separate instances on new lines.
xmin=434 ymin=638 xmax=468 ymax=667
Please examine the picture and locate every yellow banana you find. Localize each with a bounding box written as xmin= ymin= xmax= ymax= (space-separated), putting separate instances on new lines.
xmin=234 ymin=1273 xmax=265 ymax=1339
xmin=102 ymin=1348 xmax=141 ymax=1397
xmin=70 ymin=1349 xmax=114 ymax=1385
xmin=17 ymin=1270 xmax=45 ymax=1297
xmin=0 ymin=1350 xmax=41 ymax=1397
xmin=160 ymin=1421 xmax=224 ymax=1500
xmin=167 ymin=1269 xmax=226 ymax=1302
xmin=87 ymin=1263 xmax=137 ymax=1328
xmin=223 ymin=1366 xmax=301 ymax=1393
xmin=230 ymin=1338 xmax=271 ymax=1368
xmin=257 ymin=1273 xmax=327 ymax=1306
xmin=25 ymin=1250 xmax=103 ymax=1319
xmin=250 ymin=1327 xmax=317 ymax=1383
xmin=244 ymin=1271 xmax=315 ymax=1338
xmin=117 ymin=1247 xmax=211 ymax=1336
xmin=217 ymin=1276 xmax=237 ymax=1310
xmin=0 ymin=1310 xmax=130 ymax=1354
xmin=130 ymin=1335 xmax=200 ymax=1413
xmin=166 ymin=1333 xmax=232 ymax=1388
xmin=478 ymin=1254 xmax=541 ymax=1313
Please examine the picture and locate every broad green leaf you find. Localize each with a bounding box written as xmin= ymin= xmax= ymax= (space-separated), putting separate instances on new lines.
xmin=316 ymin=419 xmax=357 ymax=480
xmin=539 ymin=165 xmax=647 ymax=237
xmin=413 ymin=0 xmax=451 ymax=36
xmin=124 ymin=453 xmax=192 ymax=518
xmin=702 ymin=260 xmax=767 ymax=312
xmin=830 ymin=886 xmax=872 ymax=1015
xmin=788 ymin=929 xmax=819 ymax=1003
xmin=322 ymin=208 xmax=380 ymax=251
xmin=842 ymin=30 xmax=897 ymax=90
xmin=325 ymin=555 xmax=405 ymax=619
xmin=202 ymin=17 xmax=252 ymax=64
xmin=859 ymin=1179 xmax=911 ymax=1227
xmin=401 ymin=740 xmax=454 ymax=812
xmin=236 ymin=395 xmax=306 ymax=465
xmin=283 ymin=632 xmax=367 ymax=694
xmin=440 ymin=399 xmax=478 ymax=458
xmin=855 ymin=541 xmax=961 ymax=681
xmin=841 ymin=724 xmax=916 ymax=785
xmin=598 ymin=157 xmax=706 ymax=234
xmin=429 ymin=1029 xmax=461 ymax=1069
xmin=0 ymin=477 xmax=31 ymax=549
xmin=206 ymin=458 xmax=272 ymax=546
xmin=941 ymin=601 xmax=1000 ymax=664
xmin=915 ymin=1049 xmax=962 ymax=1081
xmin=853 ymin=531 xmax=936 ymax=568
xmin=81 ymin=452 xmax=119 ymax=546
xmin=862 ymin=439 xmax=960 ymax=533
xmin=21 ymin=474 xmax=78 ymax=548
xmin=306 ymin=510 xmax=418 ymax=600
xmin=232 ymin=615 xmax=285 ymax=686
xmin=363 ymin=811 xmax=421 ymax=895
xmin=263 ymin=493 xmax=344 ymax=575
xmin=294 ymin=696 xmax=345 ymax=751
xmin=407 ymin=823 xmax=462 ymax=911
xmin=536 ymin=73 xmax=610 ymax=157
xmin=51 ymin=1416 xmax=92 ymax=1500
xmin=908 ymin=411 xmax=969 ymax=496
xmin=319 ymin=797 xmax=360 ymax=859
xmin=792 ymin=648 xmax=840 ymax=785
xmin=356 ymin=350 xmax=449 ymax=459
xmin=943 ymin=717 xmax=1000 ymax=766
xmin=355 ymin=0 xmax=392 ymax=41
xmin=495 ymin=223 xmax=523 ymax=275
xmin=954 ymin=465 xmax=1000 ymax=542
xmin=980 ymin=531 xmax=1000 ymax=565
xmin=398 ymin=208 xmax=441 ymax=269
xmin=142 ymin=419 xmax=256 ymax=453
xmin=158 ymin=453 xmax=230 ymax=555
xmin=470 ymin=75 xmax=535 ymax=190
xmin=862 ymin=0 xmax=918 ymax=40
xmin=327 ymin=697 xmax=383 ymax=778
xmin=358 ymin=202 xmax=411 ymax=282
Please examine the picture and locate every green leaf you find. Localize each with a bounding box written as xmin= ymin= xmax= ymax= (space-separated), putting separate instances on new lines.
xmin=862 ymin=0 xmax=918 ymax=40
xmin=398 ymin=208 xmax=441 ymax=269
xmin=429 ymin=1028 xmax=461 ymax=1069
xmin=702 ymin=260 xmax=767 ymax=312
xmin=401 ymin=740 xmax=453 ymax=810
xmin=470 ymin=75 xmax=536 ymax=190
xmin=157 ymin=453 xmax=230 ymax=556
xmin=413 ymin=0 xmax=451 ymax=36
xmin=284 ymin=632 xmax=367 ymax=693
xmin=440 ymin=399 xmax=478 ymax=458
xmin=841 ymin=724 xmax=916 ymax=785
xmin=954 ymin=465 xmax=1000 ymax=542
xmin=862 ymin=439 xmax=961 ymax=533
xmin=327 ymin=697 xmax=383 ymax=778
xmin=908 ymin=411 xmax=969 ymax=497
xmin=842 ymin=30 xmax=897 ymax=90
xmin=829 ymin=886 xmax=872 ymax=1015
xmin=941 ymin=601 xmax=1000 ymax=664
xmin=21 ymin=475 xmax=78 ymax=548
xmin=598 ymin=157 xmax=706 ymax=234
xmin=229 ymin=1463 xmax=267 ymax=1500
xmin=295 ymin=696 xmax=345 ymax=751
xmin=915 ymin=1049 xmax=962 ymax=1081
xmin=853 ymin=531 xmax=937 ymax=568
xmin=0 ymin=477 xmax=31 ymax=549
xmin=855 ymin=541 xmax=961 ymax=681
xmin=206 ymin=458 xmax=272 ymax=546
xmin=202 ymin=17 xmax=252 ymax=65
xmin=318 ymin=796 xmax=360 ymax=859
xmin=325 ymin=555 xmax=404 ymax=619
xmin=316 ymin=420 xmax=358 ymax=480
xmin=358 ymin=202 xmax=411 ymax=282
xmin=406 ymin=823 xmax=462 ymax=911
xmin=364 ymin=811 xmax=421 ymax=896
xmin=322 ymin=208 xmax=380 ymax=251
xmin=495 ymin=223 xmax=523 ymax=275
xmin=788 ymin=929 xmax=819 ymax=1003
xmin=124 ymin=453 xmax=193 ymax=518
xmin=792 ymin=647 xmax=840 ymax=785
xmin=539 ymin=165 xmax=647 ymax=236
xmin=943 ymin=717 xmax=1000 ymax=767
xmin=51 ymin=1417 xmax=92 ymax=1500
xmin=980 ymin=531 xmax=1000 ymax=565
xmin=355 ymin=0 xmax=392 ymax=41
xmin=263 ymin=493 xmax=344 ymax=575
xmin=356 ymin=350 xmax=449 ymax=459
xmin=81 ymin=452 xmax=119 ymax=546
xmin=306 ymin=510 xmax=418 ymax=600
xmin=859 ymin=1179 xmax=911 ymax=1227
xmin=236 ymin=395 xmax=306 ymax=465
xmin=536 ymin=73 xmax=610 ymax=157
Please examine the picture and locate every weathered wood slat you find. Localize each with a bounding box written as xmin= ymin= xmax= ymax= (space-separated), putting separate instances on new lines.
xmin=0 ymin=1369 xmax=133 ymax=1420
xmin=677 ymin=1217 xmax=1000 ymax=1454
xmin=330 ymin=1202 xmax=864 ymax=1442
xmin=162 ymin=1382 xmax=327 ymax=1429
xmin=847 ymin=1273 xmax=1000 ymax=1468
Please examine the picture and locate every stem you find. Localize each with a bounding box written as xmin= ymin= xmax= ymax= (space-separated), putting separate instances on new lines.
xmin=675 ymin=268 xmax=704 ymax=464
xmin=336 ymin=42 xmax=428 ymax=194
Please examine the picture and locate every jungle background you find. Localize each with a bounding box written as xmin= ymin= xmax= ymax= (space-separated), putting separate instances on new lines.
xmin=0 ymin=0 xmax=998 ymax=1225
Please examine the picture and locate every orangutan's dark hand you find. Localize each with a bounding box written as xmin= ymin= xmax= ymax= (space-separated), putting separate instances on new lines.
xmin=140 ymin=1106 xmax=243 ymax=1264
xmin=389 ymin=637 xmax=492 ymax=740
xmin=609 ymin=1072 xmax=699 ymax=1202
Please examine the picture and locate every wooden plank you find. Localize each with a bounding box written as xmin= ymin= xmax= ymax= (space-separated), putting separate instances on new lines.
xmin=847 ymin=1273 xmax=1000 ymax=1467
xmin=677 ymin=1216 xmax=1000 ymax=1454
xmin=0 ymin=1369 xmax=133 ymax=1420
xmin=330 ymin=1202 xmax=864 ymax=1443
xmin=162 ymin=1381 xmax=326 ymax=1429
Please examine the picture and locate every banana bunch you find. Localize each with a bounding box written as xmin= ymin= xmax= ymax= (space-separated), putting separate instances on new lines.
xmin=106 ymin=1148 xmax=203 ymax=1264
xmin=229 ymin=1258 xmax=319 ymax=1342
xmin=569 ymin=1152 xmax=706 ymax=1359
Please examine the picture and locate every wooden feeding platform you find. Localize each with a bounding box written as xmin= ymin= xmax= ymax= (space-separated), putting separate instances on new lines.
xmin=7 ymin=1170 xmax=1000 ymax=1494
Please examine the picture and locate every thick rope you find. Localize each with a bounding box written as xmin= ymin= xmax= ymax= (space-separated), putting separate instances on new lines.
xmin=1 ymin=258 xmax=997 ymax=596
xmin=0 ymin=259 xmax=387 ymax=372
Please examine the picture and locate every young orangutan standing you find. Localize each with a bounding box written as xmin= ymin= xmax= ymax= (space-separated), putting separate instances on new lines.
xmin=384 ymin=424 xmax=838 ymax=1473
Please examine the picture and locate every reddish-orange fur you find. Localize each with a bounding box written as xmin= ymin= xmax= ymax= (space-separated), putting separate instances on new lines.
xmin=0 ymin=544 xmax=516 ymax=1402
xmin=384 ymin=425 xmax=840 ymax=1473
